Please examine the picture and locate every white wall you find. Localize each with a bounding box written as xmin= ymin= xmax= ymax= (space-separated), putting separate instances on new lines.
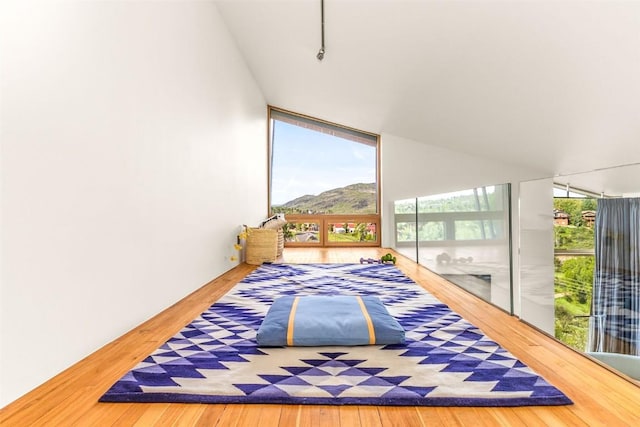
xmin=519 ymin=178 xmax=556 ymax=335
xmin=0 ymin=1 xmax=266 ymax=406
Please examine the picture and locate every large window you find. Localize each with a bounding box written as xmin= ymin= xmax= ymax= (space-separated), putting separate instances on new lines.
xmin=269 ymin=107 xmax=380 ymax=246
xmin=553 ymin=186 xmax=597 ymax=352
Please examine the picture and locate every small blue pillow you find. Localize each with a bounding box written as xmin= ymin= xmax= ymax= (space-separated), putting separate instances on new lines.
xmin=256 ymin=295 xmax=405 ymax=346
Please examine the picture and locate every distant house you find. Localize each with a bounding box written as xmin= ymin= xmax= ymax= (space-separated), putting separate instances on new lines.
xmin=582 ymin=210 xmax=596 ymax=227
xmin=554 ymin=209 xmax=570 ymax=226
xmin=330 ymin=222 xmax=376 ymax=235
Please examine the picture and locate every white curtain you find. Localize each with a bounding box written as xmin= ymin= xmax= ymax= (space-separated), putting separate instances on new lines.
xmin=589 ymin=198 xmax=640 ymax=355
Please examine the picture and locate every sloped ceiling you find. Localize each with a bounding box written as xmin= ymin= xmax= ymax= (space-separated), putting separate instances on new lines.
xmin=216 ymin=0 xmax=640 ymax=195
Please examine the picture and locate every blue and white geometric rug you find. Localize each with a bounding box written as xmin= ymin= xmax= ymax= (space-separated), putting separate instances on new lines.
xmin=100 ymin=264 xmax=572 ymax=406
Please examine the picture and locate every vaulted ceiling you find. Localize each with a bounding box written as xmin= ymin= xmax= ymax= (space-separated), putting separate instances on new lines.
xmin=216 ymin=0 xmax=640 ymax=196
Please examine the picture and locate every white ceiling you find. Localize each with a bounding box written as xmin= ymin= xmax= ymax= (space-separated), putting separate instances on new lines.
xmin=216 ymin=0 xmax=640 ymax=195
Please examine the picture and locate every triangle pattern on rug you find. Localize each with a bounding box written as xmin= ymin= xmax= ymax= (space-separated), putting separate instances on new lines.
xmin=100 ymin=263 xmax=573 ymax=407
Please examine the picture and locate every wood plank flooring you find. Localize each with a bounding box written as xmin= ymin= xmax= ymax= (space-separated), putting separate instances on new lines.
xmin=1 ymin=248 xmax=639 ymax=426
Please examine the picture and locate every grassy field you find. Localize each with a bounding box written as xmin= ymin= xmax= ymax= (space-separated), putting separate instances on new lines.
xmin=554 ymin=270 xmax=592 ymax=352
xmin=328 ymin=232 xmax=375 ymax=243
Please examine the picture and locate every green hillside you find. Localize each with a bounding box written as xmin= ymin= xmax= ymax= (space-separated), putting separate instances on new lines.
xmin=273 ymin=183 xmax=376 ymax=214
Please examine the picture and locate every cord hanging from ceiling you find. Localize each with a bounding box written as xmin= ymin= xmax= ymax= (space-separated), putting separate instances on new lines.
xmin=317 ymin=0 xmax=325 ymax=60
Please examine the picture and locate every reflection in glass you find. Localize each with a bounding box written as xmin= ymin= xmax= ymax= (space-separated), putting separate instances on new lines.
xmin=419 ymin=221 xmax=445 ymax=241
xmin=394 ymin=185 xmax=512 ymax=312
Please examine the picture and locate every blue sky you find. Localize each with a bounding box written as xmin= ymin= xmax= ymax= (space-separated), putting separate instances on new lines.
xmin=271 ymin=121 xmax=377 ymax=205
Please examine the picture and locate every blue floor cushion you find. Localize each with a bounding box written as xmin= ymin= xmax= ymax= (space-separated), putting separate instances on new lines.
xmin=256 ymin=295 xmax=405 ymax=346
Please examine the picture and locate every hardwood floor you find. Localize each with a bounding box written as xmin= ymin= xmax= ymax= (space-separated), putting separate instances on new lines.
xmin=1 ymin=248 xmax=639 ymax=426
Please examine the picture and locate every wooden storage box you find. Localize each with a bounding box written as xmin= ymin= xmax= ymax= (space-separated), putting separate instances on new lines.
xmin=245 ymin=228 xmax=278 ymax=265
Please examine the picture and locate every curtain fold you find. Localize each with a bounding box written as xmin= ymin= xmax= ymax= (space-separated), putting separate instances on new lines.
xmin=589 ymin=198 xmax=640 ymax=355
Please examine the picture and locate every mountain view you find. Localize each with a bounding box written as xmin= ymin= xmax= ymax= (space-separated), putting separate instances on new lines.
xmin=272 ymin=183 xmax=377 ymax=214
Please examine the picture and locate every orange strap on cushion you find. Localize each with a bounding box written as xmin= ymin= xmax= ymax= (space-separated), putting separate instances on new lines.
xmin=356 ymin=296 xmax=376 ymax=345
xmin=286 ymin=297 xmax=300 ymax=346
